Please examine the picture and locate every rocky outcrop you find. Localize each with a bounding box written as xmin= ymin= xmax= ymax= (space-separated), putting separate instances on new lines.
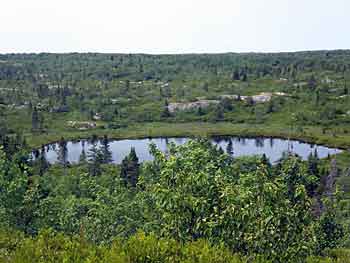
xmin=67 ymin=121 xmax=97 ymax=130
xmin=167 ymin=92 xmax=288 ymax=113
xmin=167 ymin=100 xmax=220 ymax=113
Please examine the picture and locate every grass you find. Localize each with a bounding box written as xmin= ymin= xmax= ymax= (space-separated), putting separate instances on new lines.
xmin=25 ymin=121 xmax=350 ymax=149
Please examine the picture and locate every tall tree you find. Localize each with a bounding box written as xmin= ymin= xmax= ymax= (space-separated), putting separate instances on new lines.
xmin=79 ymin=148 xmax=87 ymax=165
xmin=241 ymin=72 xmax=248 ymax=82
xmin=307 ymin=75 xmax=317 ymax=90
xmin=226 ymin=140 xmax=233 ymax=155
xmin=79 ymin=140 xmax=87 ymax=165
xmin=120 ymin=147 xmax=139 ymax=187
xmin=57 ymin=138 xmax=68 ymax=176
xmin=87 ymin=140 xmax=104 ymax=176
xmin=232 ymin=69 xmax=240 ymax=81
xmin=31 ymin=106 xmax=39 ymax=131
xmin=161 ymin=100 xmax=171 ymax=118
xmin=38 ymin=145 xmax=49 ymax=176
xmin=101 ymin=135 xmax=113 ymax=164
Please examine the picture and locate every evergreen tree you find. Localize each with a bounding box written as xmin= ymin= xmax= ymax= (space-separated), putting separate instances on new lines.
xmin=37 ymin=145 xmax=49 ymax=176
xmin=89 ymin=109 xmax=94 ymax=121
xmin=57 ymin=137 xmax=68 ymax=175
xmin=114 ymin=107 xmax=119 ymax=117
xmin=31 ymin=106 xmax=39 ymax=131
xmin=245 ymin=96 xmax=254 ymax=106
xmin=39 ymin=112 xmax=45 ymax=131
xmin=343 ymin=86 xmax=348 ymax=95
xmin=241 ymin=72 xmax=248 ymax=82
xmin=125 ymin=80 xmax=130 ymax=92
xmin=343 ymin=67 xmax=348 ymax=95
xmin=79 ymin=148 xmax=87 ymax=164
xmin=161 ymin=100 xmax=171 ymax=118
xmin=217 ymin=146 xmax=224 ymax=155
xmin=307 ymin=150 xmax=319 ymax=177
xmin=87 ymin=142 xmax=104 ymax=176
xmin=232 ymin=69 xmax=240 ymax=81
xmin=196 ymin=106 xmax=204 ymax=116
xmin=226 ymin=140 xmax=233 ymax=155
xmin=212 ymin=104 xmax=224 ymax=122
xmin=101 ymin=135 xmax=113 ymax=164
xmin=261 ymin=153 xmax=270 ymax=167
xmin=315 ymin=197 xmax=344 ymax=253
xmin=79 ymin=140 xmax=87 ymax=165
xmin=120 ymin=147 xmax=139 ymax=187
xmin=308 ymin=75 xmax=317 ymax=90
xmin=266 ymin=100 xmax=274 ymax=113
xmin=202 ymin=82 xmax=209 ymax=92
xmin=315 ymin=89 xmax=320 ymax=106
xmin=220 ymin=98 xmax=233 ymax=112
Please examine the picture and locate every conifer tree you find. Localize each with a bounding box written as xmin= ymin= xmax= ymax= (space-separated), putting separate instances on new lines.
xmin=101 ymin=135 xmax=113 ymax=164
xmin=161 ymin=100 xmax=171 ymax=118
xmin=57 ymin=137 xmax=68 ymax=175
xmin=79 ymin=148 xmax=87 ymax=164
xmin=226 ymin=140 xmax=233 ymax=155
xmin=38 ymin=145 xmax=49 ymax=176
xmin=31 ymin=106 xmax=39 ymax=131
xmin=232 ymin=69 xmax=240 ymax=81
xmin=120 ymin=147 xmax=139 ymax=187
xmin=87 ymin=138 xmax=104 ymax=176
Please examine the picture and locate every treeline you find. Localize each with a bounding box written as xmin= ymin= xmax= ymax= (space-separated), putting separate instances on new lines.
xmin=1 ymin=51 xmax=350 ymax=82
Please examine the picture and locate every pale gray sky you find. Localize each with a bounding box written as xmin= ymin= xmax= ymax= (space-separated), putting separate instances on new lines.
xmin=1 ymin=0 xmax=349 ymax=54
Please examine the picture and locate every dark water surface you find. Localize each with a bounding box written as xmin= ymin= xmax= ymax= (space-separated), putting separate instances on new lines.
xmin=40 ymin=137 xmax=342 ymax=164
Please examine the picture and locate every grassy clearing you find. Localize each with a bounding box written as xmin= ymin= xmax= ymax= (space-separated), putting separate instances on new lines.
xmin=25 ymin=121 xmax=350 ymax=149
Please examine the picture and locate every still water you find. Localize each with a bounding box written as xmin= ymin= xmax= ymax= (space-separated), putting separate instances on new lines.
xmin=39 ymin=137 xmax=342 ymax=164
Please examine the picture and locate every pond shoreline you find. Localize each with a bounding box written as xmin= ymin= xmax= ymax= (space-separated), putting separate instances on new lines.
xmin=37 ymin=135 xmax=342 ymax=165
xmin=27 ymin=122 xmax=350 ymax=152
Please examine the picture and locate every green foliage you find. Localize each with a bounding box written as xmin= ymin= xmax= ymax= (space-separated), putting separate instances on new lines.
xmin=87 ymin=142 xmax=104 ymax=176
xmin=0 ymin=139 xmax=349 ymax=261
xmin=1 ymin=228 xmax=349 ymax=263
xmin=278 ymin=156 xmax=319 ymax=199
xmin=2 ymin=52 xmax=349 ymax=127
xmin=314 ymin=197 xmax=345 ymax=254
xmin=140 ymin=140 xmax=313 ymax=261
xmin=0 ymin=147 xmax=29 ymax=230
xmin=0 ymin=229 xmax=248 ymax=263
xmin=120 ymin=147 xmax=140 ymax=187
xmin=306 ymin=249 xmax=350 ymax=263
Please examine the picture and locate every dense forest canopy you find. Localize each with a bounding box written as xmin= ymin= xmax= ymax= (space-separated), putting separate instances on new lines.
xmin=1 ymin=50 xmax=350 ymax=81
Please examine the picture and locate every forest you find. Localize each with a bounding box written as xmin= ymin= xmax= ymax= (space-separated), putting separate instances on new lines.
xmin=1 ymin=50 xmax=350 ymax=262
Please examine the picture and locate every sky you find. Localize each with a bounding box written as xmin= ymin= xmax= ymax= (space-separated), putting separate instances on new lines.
xmin=1 ymin=0 xmax=349 ymax=54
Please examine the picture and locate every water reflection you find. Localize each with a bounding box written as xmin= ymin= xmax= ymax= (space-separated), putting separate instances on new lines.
xmin=39 ymin=137 xmax=342 ymax=164
xmin=255 ymin=138 xmax=264 ymax=148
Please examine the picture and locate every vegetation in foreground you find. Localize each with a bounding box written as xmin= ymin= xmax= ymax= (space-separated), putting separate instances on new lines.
xmin=1 ymin=229 xmax=350 ymax=263
xmin=1 ymin=139 xmax=349 ymax=262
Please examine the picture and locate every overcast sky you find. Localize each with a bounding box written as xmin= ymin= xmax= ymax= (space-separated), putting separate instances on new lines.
xmin=1 ymin=0 xmax=349 ymax=54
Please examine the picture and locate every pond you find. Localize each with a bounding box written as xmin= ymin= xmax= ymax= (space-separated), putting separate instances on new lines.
xmin=38 ymin=137 xmax=342 ymax=164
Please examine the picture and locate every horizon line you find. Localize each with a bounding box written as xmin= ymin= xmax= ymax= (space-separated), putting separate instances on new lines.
xmin=1 ymin=49 xmax=349 ymax=56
